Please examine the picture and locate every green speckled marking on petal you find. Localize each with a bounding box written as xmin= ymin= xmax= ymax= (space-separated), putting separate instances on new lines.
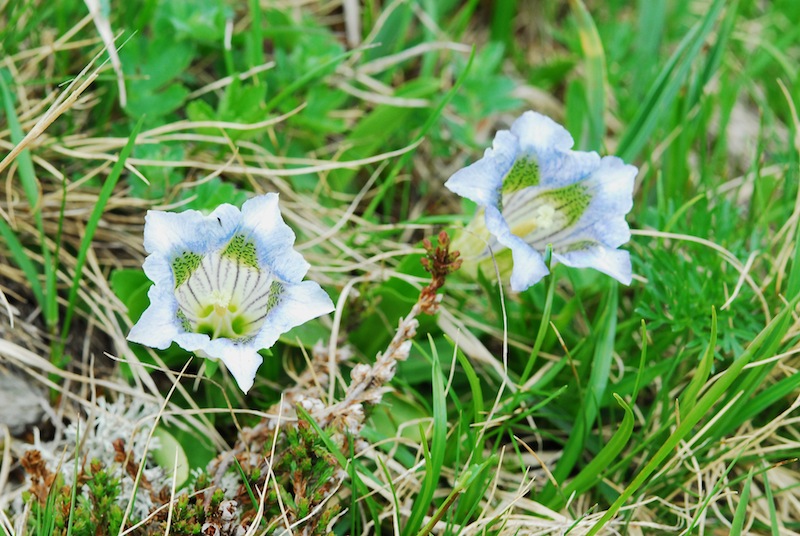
xmin=176 ymin=310 xmax=191 ymax=331
xmin=266 ymin=281 xmax=283 ymax=311
xmin=540 ymin=182 xmax=591 ymax=228
xmin=562 ymin=239 xmax=597 ymax=253
xmin=221 ymin=234 xmax=259 ymax=269
xmin=501 ymin=155 xmax=540 ymax=194
xmin=172 ymin=252 xmax=202 ymax=288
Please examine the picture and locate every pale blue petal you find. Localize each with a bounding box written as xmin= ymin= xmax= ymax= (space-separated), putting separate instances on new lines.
xmin=141 ymin=252 xmax=175 ymax=289
xmin=573 ymin=156 xmax=636 ymax=228
xmin=139 ymin=205 xmax=241 ymax=288
xmin=554 ymin=246 xmax=632 ymax=285
xmin=202 ymin=340 xmax=262 ymax=394
xmin=484 ymin=206 xmax=549 ymax=291
xmin=591 ymin=213 xmax=631 ymax=249
xmin=240 ymin=193 xmax=310 ymax=283
xmin=444 ymin=130 xmax=518 ymax=207
xmin=127 ymin=285 xmax=181 ymax=349
xmin=143 ymin=208 xmax=229 ymax=256
xmin=510 ymin=111 xmax=601 ymax=188
xmin=172 ymin=331 xmax=213 ymax=354
xmin=209 ymin=203 xmax=243 ymax=237
xmin=510 ymin=111 xmax=575 ymax=152
xmin=536 ymin=157 xmax=635 ymax=253
xmin=251 ymin=280 xmax=335 ymax=349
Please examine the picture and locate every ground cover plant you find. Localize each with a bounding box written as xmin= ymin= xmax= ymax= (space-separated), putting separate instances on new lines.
xmin=1 ymin=0 xmax=800 ymax=534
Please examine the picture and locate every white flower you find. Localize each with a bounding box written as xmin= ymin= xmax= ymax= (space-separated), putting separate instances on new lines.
xmin=128 ymin=193 xmax=334 ymax=393
xmin=445 ymin=111 xmax=636 ymax=291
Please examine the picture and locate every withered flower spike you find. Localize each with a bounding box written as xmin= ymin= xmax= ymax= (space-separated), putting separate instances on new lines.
xmin=419 ymin=231 xmax=462 ymax=313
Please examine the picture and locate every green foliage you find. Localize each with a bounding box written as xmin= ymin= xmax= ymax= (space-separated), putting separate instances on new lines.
xmin=26 ymin=460 xmax=125 ymax=536
xmin=185 ymin=80 xmax=268 ymax=141
xmin=129 ymin=143 xmax=186 ymax=200
xmin=448 ymin=43 xmax=521 ymax=146
xmin=4 ymin=0 xmax=800 ymax=533
xmin=121 ymin=35 xmax=194 ymax=120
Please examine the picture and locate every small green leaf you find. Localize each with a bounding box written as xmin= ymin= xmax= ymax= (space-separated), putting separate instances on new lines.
xmin=152 ymin=427 xmax=190 ymax=487
xmin=110 ymin=269 xmax=152 ymax=322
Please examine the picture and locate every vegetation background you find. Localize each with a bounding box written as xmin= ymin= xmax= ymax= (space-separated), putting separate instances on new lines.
xmin=1 ymin=0 xmax=800 ymax=534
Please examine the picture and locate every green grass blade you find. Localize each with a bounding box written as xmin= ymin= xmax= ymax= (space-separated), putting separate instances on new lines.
xmin=541 ymin=284 xmax=618 ymax=505
xmin=685 ymin=445 xmax=757 ymax=533
xmin=730 ymin=470 xmax=753 ymax=535
xmin=734 ymin=370 xmax=800 ymax=424
xmin=490 ymin=0 xmax=517 ymax=51
xmin=264 ymin=47 xmax=363 ymax=113
xmin=679 ymin=307 xmax=717 ymax=416
xmin=559 ymin=394 xmax=634 ymax=506
xmin=454 ymin=346 xmax=484 ymax=422
xmin=586 ymin=294 xmax=800 ymax=535
xmin=66 ymin=423 xmax=81 ymax=536
xmin=689 ymin=0 xmax=738 ymax=108
xmin=631 ymin=320 xmax=648 ymax=403
xmin=784 ymin=91 xmax=800 ymax=299
xmin=58 ymin=118 xmax=144 ymax=349
xmin=617 ymin=0 xmax=727 ymax=162
xmin=521 ymin=245 xmax=555 ymax=384
xmin=0 ymin=218 xmax=45 ymax=310
xmin=416 ymin=456 xmax=496 ymax=536
xmin=233 ymin=457 xmax=258 ymax=510
xmin=246 ymin=0 xmax=265 ymax=75
xmin=632 ymin=0 xmax=666 ymax=93
xmin=403 ymin=335 xmax=448 ymax=536
xmin=376 ymin=456 xmax=401 ymax=533
xmin=763 ymin=466 xmax=780 ymax=536
xmin=295 ymin=404 xmax=382 ymax=531
xmin=0 ymin=67 xmax=58 ymax=329
xmin=0 ymin=69 xmax=40 ymax=215
xmin=569 ymin=0 xmax=606 ymax=151
xmin=706 ymin=310 xmax=794 ymax=437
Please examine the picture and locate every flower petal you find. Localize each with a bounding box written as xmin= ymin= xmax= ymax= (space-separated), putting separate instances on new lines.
xmin=554 ymin=244 xmax=632 ymax=285
xmin=572 ymin=156 xmax=636 ymax=234
xmin=251 ymin=280 xmax=335 ymax=349
xmin=143 ymin=207 xmax=233 ymax=256
xmin=444 ymin=130 xmax=518 ymax=207
xmin=204 ymin=341 xmax=263 ymax=394
xmin=141 ymin=254 xmax=174 ymax=289
xmin=509 ymin=111 xmax=601 ymax=189
xmin=511 ymin=111 xmax=575 ymax=152
xmin=127 ymin=285 xmax=181 ymax=349
xmin=239 ymin=193 xmax=310 ymax=283
xmin=484 ymin=206 xmax=549 ymax=291
xmin=500 ymin=156 xmax=635 ymax=253
xmin=172 ymin=331 xmax=214 ymax=354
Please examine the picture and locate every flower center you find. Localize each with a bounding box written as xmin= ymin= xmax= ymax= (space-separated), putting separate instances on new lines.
xmin=172 ymin=251 xmax=282 ymax=341
xmin=508 ymin=203 xmax=558 ymax=238
xmin=502 ymin=182 xmax=591 ymax=248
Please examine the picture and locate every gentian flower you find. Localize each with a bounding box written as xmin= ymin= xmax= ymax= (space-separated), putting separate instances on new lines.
xmin=128 ymin=193 xmax=334 ymax=393
xmin=445 ymin=111 xmax=636 ymax=291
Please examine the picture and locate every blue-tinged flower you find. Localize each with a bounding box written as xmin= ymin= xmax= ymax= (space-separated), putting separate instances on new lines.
xmin=445 ymin=111 xmax=636 ymax=291
xmin=127 ymin=193 xmax=334 ymax=393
